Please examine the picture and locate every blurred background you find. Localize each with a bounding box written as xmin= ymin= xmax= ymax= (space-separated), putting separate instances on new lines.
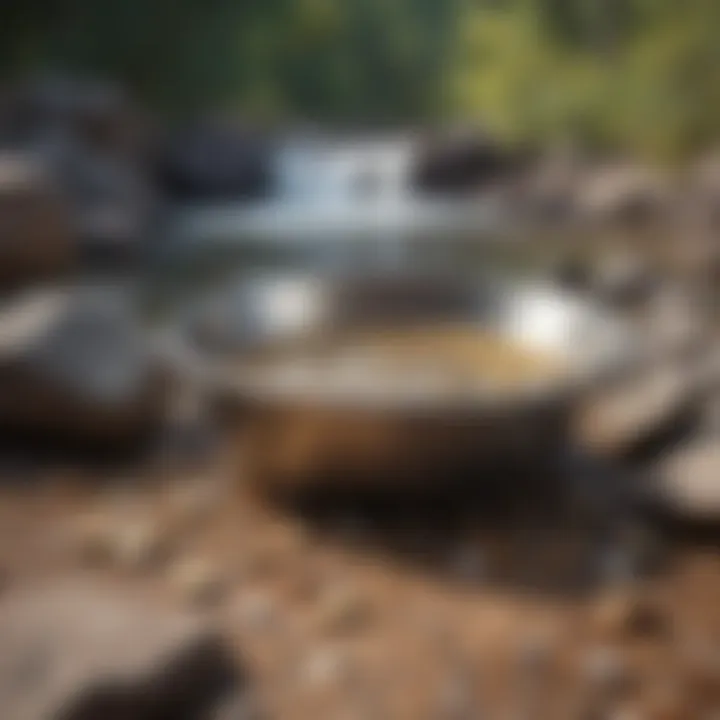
xmin=3 ymin=2 xmax=720 ymax=719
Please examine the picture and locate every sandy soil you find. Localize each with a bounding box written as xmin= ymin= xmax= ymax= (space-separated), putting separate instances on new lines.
xmin=0 ymin=440 xmax=719 ymax=720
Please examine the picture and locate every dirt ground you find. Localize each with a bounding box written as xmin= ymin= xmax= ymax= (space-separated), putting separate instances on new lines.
xmin=1 ymin=433 xmax=719 ymax=720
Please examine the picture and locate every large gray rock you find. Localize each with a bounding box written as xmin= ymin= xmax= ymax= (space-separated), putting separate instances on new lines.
xmin=0 ymin=582 xmax=243 ymax=720
xmin=3 ymin=76 xmax=156 ymax=260
xmin=155 ymin=120 xmax=272 ymax=201
xmin=0 ymin=286 xmax=167 ymax=445
xmin=60 ymin=142 xmax=156 ymax=258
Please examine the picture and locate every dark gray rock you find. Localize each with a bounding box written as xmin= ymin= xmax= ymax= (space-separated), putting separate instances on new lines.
xmin=2 ymin=76 xmax=157 ymax=261
xmin=411 ymin=127 xmax=521 ymax=196
xmin=0 ymin=582 xmax=243 ymax=720
xmin=155 ymin=120 xmax=272 ymax=202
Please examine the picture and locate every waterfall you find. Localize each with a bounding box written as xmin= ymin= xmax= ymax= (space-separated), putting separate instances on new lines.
xmin=274 ymin=137 xmax=415 ymax=207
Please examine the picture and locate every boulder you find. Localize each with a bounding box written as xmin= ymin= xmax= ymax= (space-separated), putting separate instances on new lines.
xmin=2 ymin=76 xmax=157 ymax=261
xmin=0 ymin=153 xmax=75 ymax=288
xmin=60 ymin=142 xmax=157 ymax=259
xmin=6 ymin=76 xmax=149 ymax=160
xmin=0 ymin=582 xmax=243 ymax=720
xmin=155 ymin=121 xmax=272 ymax=201
xmin=0 ymin=286 xmax=167 ymax=446
xmin=410 ymin=127 xmax=519 ymax=196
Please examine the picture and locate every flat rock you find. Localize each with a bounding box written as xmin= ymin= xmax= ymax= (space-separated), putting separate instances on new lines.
xmin=0 ymin=285 xmax=167 ymax=445
xmin=647 ymin=437 xmax=720 ymax=519
xmin=575 ymin=360 xmax=697 ymax=460
xmin=0 ymin=582 xmax=242 ymax=720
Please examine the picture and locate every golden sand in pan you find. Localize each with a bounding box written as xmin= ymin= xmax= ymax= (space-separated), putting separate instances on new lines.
xmin=244 ymin=325 xmax=567 ymax=394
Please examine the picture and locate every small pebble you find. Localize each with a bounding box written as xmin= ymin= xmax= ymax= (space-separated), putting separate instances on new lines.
xmin=74 ymin=511 xmax=169 ymax=570
xmin=166 ymin=477 xmax=226 ymax=530
xmin=168 ymin=556 xmax=226 ymax=607
xmin=435 ymin=668 xmax=476 ymax=720
xmin=235 ymin=590 xmax=277 ymax=633
xmin=301 ymin=645 xmax=350 ymax=690
xmin=582 ymin=646 xmax=635 ymax=698
xmin=517 ymin=629 xmax=555 ymax=676
xmin=112 ymin=520 xmax=169 ymax=570
xmin=316 ymin=583 xmax=372 ymax=635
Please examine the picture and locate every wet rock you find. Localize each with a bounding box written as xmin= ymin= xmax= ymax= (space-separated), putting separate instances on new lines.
xmin=64 ymin=145 xmax=156 ymax=260
xmin=648 ymin=437 xmax=720 ymax=519
xmin=575 ymin=359 xmax=697 ymax=461
xmin=5 ymin=76 xmax=156 ymax=261
xmin=0 ymin=581 xmax=242 ymax=720
xmin=155 ymin=120 xmax=272 ymax=201
xmin=0 ymin=152 xmax=75 ymax=288
xmin=7 ymin=75 xmax=147 ymax=159
xmin=0 ymin=285 xmax=167 ymax=446
xmin=169 ymin=556 xmax=227 ymax=608
xmin=411 ymin=127 xmax=519 ymax=196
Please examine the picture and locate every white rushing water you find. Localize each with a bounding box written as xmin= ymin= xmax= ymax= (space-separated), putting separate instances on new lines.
xmin=167 ymin=135 xmax=505 ymax=267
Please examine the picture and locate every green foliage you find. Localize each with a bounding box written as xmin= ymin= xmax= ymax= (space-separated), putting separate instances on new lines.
xmin=2 ymin=0 xmax=720 ymax=158
xmin=451 ymin=0 xmax=720 ymax=159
